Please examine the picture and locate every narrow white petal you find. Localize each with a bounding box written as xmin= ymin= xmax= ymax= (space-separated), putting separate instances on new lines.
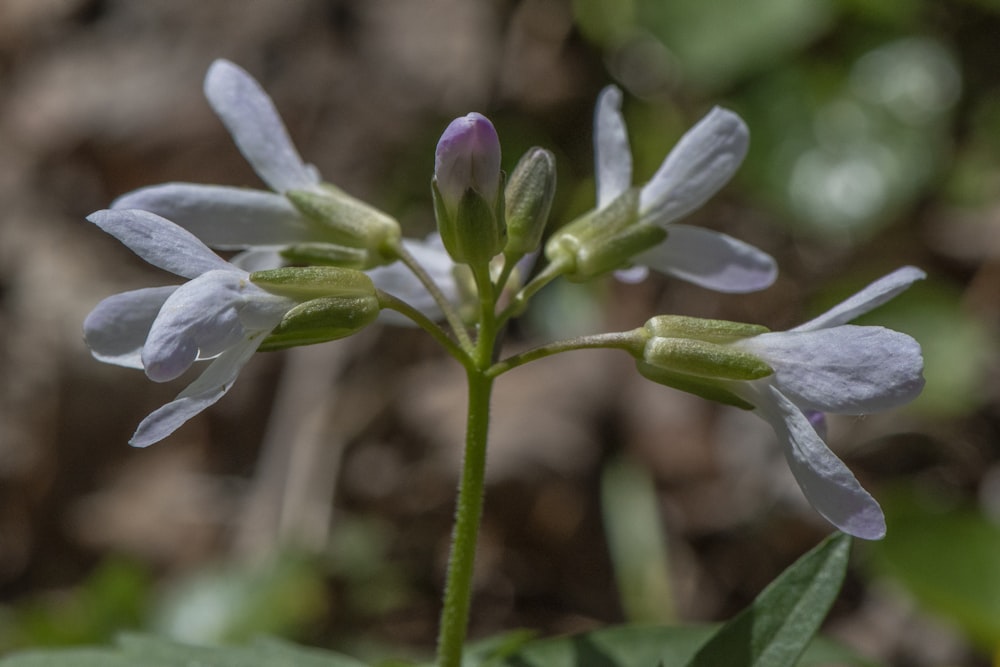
xmin=84 ymin=286 xmax=178 ymax=368
xmin=792 ymin=266 xmax=926 ymax=332
xmin=113 ymin=183 xmax=315 ymax=248
xmin=613 ymin=265 xmax=650 ymax=284
xmin=594 ymin=86 xmax=633 ymax=209
xmin=750 ymin=383 xmax=886 ymax=539
xmin=738 ymin=326 xmax=925 ymax=413
xmin=632 ymin=224 xmax=777 ymax=293
xmin=130 ymin=334 xmax=264 ymax=448
xmin=204 ymin=59 xmax=320 ymax=193
xmin=639 ymin=107 xmax=749 ymax=225
xmin=88 ymin=209 xmax=233 ymax=279
xmin=227 ymin=246 xmax=287 ymax=271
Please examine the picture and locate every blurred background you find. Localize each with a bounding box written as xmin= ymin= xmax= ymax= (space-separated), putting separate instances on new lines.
xmin=1 ymin=0 xmax=999 ymax=665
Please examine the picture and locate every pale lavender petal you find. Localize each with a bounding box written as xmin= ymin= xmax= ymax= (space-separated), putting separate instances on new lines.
xmin=750 ymin=383 xmax=886 ymax=539
xmin=632 ymin=225 xmax=777 ymax=293
xmin=88 ymin=209 xmax=233 ymax=279
xmin=738 ymin=325 xmax=925 ymax=414
xmin=84 ymin=286 xmax=178 ymax=368
xmin=613 ymin=265 xmax=649 ymax=284
xmin=434 ymin=112 xmax=502 ymax=209
xmin=142 ymin=271 xmax=251 ymax=382
xmin=594 ymin=86 xmax=632 ymax=209
xmin=792 ymin=266 xmax=926 ymax=332
xmin=639 ymin=107 xmax=749 ymax=225
xmin=204 ymin=59 xmax=320 ymax=193
xmin=130 ymin=334 xmax=265 ymax=448
xmin=113 ymin=183 xmax=314 ymax=248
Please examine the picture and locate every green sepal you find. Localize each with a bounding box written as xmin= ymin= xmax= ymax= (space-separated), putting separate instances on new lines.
xmin=636 ymin=361 xmax=755 ymax=410
xmin=279 ymin=243 xmax=376 ymax=269
xmin=643 ymin=337 xmax=773 ymax=381
xmin=504 ymin=147 xmax=556 ymax=257
xmin=258 ymin=295 xmax=380 ymax=352
xmin=645 ymin=315 xmax=770 ymax=343
xmin=432 ymin=176 xmax=507 ymax=267
xmin=250 ymin=266 xmax=376 ymax=301
xmin=545 ymin=188 xmax=667 ymax=280
xmin=286 ymin=185 xmax=401 ymax=261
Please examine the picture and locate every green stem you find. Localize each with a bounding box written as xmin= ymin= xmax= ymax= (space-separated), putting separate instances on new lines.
xmin=487 ymin=330 xmax=644 ymax=379
xmin=375 ymin=290 xmax=472 ymax=368
xmin=496 ymin=257 xmax=569 ymax=326
xmin=393 ymin=241 xmax=475 ymax=355
xmin=435 ymin=367 xmax=494 ymax=667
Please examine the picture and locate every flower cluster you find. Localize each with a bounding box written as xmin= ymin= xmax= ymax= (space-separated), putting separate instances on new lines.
xmin=84 ymin=60 xmax=925 ymax=539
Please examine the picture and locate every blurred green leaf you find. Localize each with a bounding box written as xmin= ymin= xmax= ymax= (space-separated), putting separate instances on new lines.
xmin=870 ymin=487 xmax=1000 ymax=649
xmin=150 ymin=554 xmax=327 ymax=644
xmin=684 ymin=532 xmax=852 ymax=667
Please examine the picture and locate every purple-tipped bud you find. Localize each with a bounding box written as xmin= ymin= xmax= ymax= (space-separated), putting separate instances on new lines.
xmin=434 ymin=113 xmax=502 ymax=215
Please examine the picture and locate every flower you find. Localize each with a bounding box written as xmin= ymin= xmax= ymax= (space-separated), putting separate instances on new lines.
xmin=640 ymin=266 xmax=926 ymax=538
xmin=83 ymin=209 xmax=376 ymax=447
xmin=548 ymin=86 xmax=777 ymax=291
xmin=111 ymin=59 xmax=461 ymax=320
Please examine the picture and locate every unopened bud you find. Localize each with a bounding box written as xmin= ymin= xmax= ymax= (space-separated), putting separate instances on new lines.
xmin=504 ymin=147 xmax=556 ymax=257
xmin=433 ymin=113 xmax=506 ymax=267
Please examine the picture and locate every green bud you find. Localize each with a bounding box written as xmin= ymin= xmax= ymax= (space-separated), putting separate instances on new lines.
xmin=644 ymin=315 xmax=769 ymax=343
xmin=258 ymin=294 xmax=380 ymax=352
xmin=504 ymin=147 xmax=556 ymax=257
xmin=432 ymin=175 xmax=507 ymax=267
xmin=643 ymin=337 xmax=773 ymax=381
xmin=250 ymin=266 xmax=376 ymax=301
xmin=286 ymin=185 xmax=402 ymax=263
xmin=636 ymin=361 xmax=755 ymax=410
xmin=544 ymin=188 xmax=666 ymax=280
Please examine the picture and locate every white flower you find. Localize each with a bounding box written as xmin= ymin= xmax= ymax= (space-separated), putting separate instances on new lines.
xmin=83 ymin=209 xmax=298 ymax=447
xmin=595 ymin=86 xmax=777 ymax=292
xmin=728 ymin=266 xmax=926 ymax=538
xmin=112 ymin=59 xmax=460 ymax=322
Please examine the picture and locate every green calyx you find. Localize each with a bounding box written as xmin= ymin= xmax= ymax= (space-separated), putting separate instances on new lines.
xmin=504 ymin=147 xmax=556 ymax=257
xmin=286 ymin=185 xmax=402 ymax=263
xmin=544 ymin=188 xmax=666 ymax=281
xmin=432 ymin=176 xmax=507 ymax=268
xmin=644 ymin=315 xmax=770 ymax=343
xmin=250 ymin=266 xmax=376 ymax=301
xmin=643 ymin=337 xmax=773 ymax=381
xmin=258 ymin=294 xmax=381 ymax=352
xmin=636 ymin=361 xmax=755 ymax=410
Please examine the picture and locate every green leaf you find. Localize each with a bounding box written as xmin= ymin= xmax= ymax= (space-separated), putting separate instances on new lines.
xmin=684 ymin=532 xmax=852 ymax=667
xmin=0 ymin=635 xmax=370 ymax=667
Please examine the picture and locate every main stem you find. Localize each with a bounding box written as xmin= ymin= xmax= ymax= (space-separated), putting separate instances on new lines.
xmin=436 ymin=367 xmax=493 ymax=667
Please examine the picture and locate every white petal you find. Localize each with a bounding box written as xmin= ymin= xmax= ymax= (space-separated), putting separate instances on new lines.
xmin=88 ymin=209 xmax=233 ymax=279
xmin=142 ymin=271 xmax=252 ymax=382
xmin=204 ymin=59 xmax=320 ymax=193
xmin=130 ymin=334 xmax=264 ymax=448
xmin=632 ymin=224 xmax=777 ymax=293
xmin=227 ymin=246 xmax=287 ymax=271
xmin=613 ymin=265 xmax=650 ymax=284
xmin=84 ymin=286 xmax=178 ymax=368
xmin=792 ymin=266 xmax=926 ymax=332
xmin=738 ymin=325 xmax=925 ymax=414
xmin=594 ymin=86 xmax=633 ymax=209
xmin=113 ymin=183 xmax=315 ymax=248
xmin=639 ymin=107 xmax=749 ymax=225
xmin=750 ymin=383 xmax=886 ymax=539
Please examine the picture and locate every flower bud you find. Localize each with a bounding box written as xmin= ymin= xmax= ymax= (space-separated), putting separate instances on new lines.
xmin=286 ymin=185 xmax=401 ymax=264
xmin=504 ymin=147 xmax=556 ymax=257
xmin=433 ymin=113 xmax=506 ymax=267
xmin=544 ymin=189 xmax=665 ymax=280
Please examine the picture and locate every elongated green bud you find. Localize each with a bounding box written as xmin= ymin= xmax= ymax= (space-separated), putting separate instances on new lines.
xmin=250 ymin=266 xmax=376 ymax=300
xmin=644 ymin=315 xmax=769 ymax=343
xmin=504 ymin=147 xmax=556 ymax=257
xmin=258 ymin=295 xmax=380 ymax=352
xmin=286 ymin=185 xmax=401 ymax=263
xmin=643 ymin=337 xmax=773 ymax=381
xmin=544 ymin=188 xmax=666 ymax=280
